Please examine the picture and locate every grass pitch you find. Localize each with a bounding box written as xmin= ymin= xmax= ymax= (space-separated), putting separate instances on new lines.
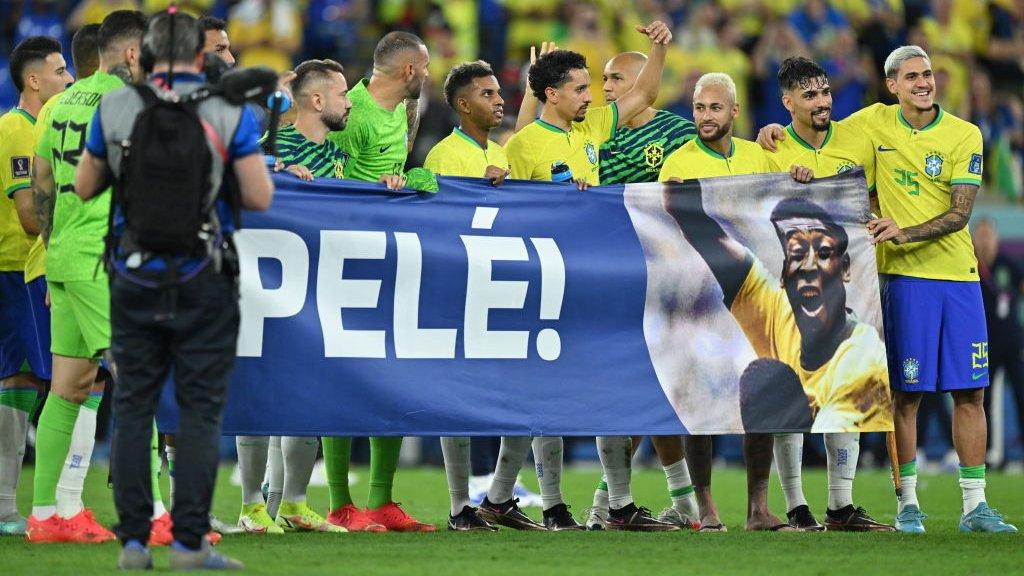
xmin=1 ymin=463 xmax=1021 ymax=575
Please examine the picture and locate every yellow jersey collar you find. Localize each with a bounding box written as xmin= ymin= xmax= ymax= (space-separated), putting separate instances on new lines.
xmin=897 ymin=104 xmax=943 ymax=132
xmin=453 ymin=126 xmax=487 ymax=151
xmin=785 ymin=122 xmax=832 ymax=150
xmin=695 ymin=136 xmax=734 ymax=160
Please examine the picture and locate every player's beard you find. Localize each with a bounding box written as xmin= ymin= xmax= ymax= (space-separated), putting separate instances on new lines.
xmin=323 ymin=109 xmax=348 ymax=131
xmin=407 ymin=74 xmax=425 ymax=99
xmin=810 ymin=106 xmax=831 ymax=131
xmin=698 ymin=121 xmax=731 ymax=144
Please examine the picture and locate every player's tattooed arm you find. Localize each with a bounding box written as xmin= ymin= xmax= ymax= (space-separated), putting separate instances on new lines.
xmin=405 ymin=97 xmax=421 ymax=154
xmin=867 ymin=183 xmax=977 ymax=245
xmin=31 ymin=155 xmax=55 ymax=246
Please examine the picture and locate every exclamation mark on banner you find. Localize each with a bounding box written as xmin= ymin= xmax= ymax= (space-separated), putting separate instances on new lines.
xmin=530 ymin=238 xmax=565 ymax=361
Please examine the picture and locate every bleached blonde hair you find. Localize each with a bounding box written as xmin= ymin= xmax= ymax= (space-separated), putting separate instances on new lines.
xmin=694 ymin=72 xmax=737 ymax=105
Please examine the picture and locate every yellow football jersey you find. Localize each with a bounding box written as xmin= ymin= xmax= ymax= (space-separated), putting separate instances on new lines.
xmin=731 ymin=259 xmax=894 ymax=432
xmin=658 ymin=136 xmax=774 ymax=181
xmin=23 ymin=97 xmax=59 ymax=283
xmin=767 ymin=122 xmax=876 ymax=191
xmin=0 ymin=108 xmax=38 ymax=272
xmin=423 ymin=128 xmax=509 ymax=178
xmin=506 ymin=104 xmax=618 ymax=185
xmin=843 ymin=104 xmax=983 ymax=281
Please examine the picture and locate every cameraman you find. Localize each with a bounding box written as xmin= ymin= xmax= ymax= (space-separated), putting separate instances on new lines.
xmin=74 ymin=11 xmax=273 ymax=570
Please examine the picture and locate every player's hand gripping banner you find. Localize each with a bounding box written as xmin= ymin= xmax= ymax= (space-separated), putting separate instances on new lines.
xmin=195 ymin=169 xmax=893 ymax=436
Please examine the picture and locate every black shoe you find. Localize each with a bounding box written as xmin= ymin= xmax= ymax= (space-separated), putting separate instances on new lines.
xmin=448 ymin=506 xmax=498 ymax=532
xmin=477 ymin=497 xmax=546 ymax=531
xmin=543 ymin=503 xmax=585 ymax=531
xmin=786 ymin=504 xmax=824 ymax=531
xmin=825 ymin=505 xmax=896 ymax=532
xmin=606 ymin=503 xmax=681 ymax=532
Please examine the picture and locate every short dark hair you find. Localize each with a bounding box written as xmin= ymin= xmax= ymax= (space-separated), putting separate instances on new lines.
xmin=777 ymin=56 xmax=828 ymax=93
xmin=144 ymin=12 xmax=203 ymax=66
xmin=198 ymin=15 xmax=227 ymax=32
xmin=98 ymin=10 xmax=147 ymax=55
xmin=71 ymin=24 xmax=101 ymax=79
xmin=293 ymin=58 xmax=346 ymax=96
xmin=373 ymin=31 xmax=425 ymax=68
xmin=769 ymin=196 xmax=849 ymax=256
xmin=529 ymin=50 xmax=587 ymax=103
xmin=443 ymin=60 xmax=495 ymax=109
xmin=10 ymin=36 xmax=62 ymax=93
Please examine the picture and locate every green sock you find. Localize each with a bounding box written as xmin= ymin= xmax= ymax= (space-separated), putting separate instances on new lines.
xmin=322 ymin=436 xmax=352 ymax=510
xmin=32 ymin=395 xmax=81 ymax=507
xmin=151 ymin=423 xmax=164 ymax=508
xmin=366 ymin=436 xmax=402 ymax=509
xmin=899 ymin=460 xmax=917 ymax=477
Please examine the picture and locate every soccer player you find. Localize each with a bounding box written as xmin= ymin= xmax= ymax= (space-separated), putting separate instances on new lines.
xmin=26 ymin=9 xmax=147 ymax=544
xmin=424 ymin=60 xmax=545 ymax=532
xmin=0 ymin=35 xmax=72 ymax=537
xmin=319 ymin=31 xmax=434 ymax=533
xmin=857 ymin=47 xmax=1016 ymax=533
xmin=238 ymin=59 xmax=355 ymax=535
xmin=504 ymin=20 xmax=677 ymax=532
xmin=760 ymin=56 xmax=894 ymax=532
xmin=659 ymin=72 xmax=806 ymax=532
xmin=586 ymin=49 xmax=699 ymax=531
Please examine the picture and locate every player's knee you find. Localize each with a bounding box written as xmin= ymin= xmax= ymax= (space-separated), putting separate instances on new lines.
xmin=893 ymin=391 xmax=922 ymax=414
xmin=952 ymin=388 xmax=985 ymax=409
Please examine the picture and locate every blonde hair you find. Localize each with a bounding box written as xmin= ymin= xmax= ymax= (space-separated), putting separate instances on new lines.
xmin=694 ymin=72 xmax=737 ymax=104
xmin=884 ymin=45 xmax=930 ymax=79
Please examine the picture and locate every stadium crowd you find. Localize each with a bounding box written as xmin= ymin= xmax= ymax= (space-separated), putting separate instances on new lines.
xmin=1 ymin=0 xmax=1023 ymax=570
xmin=2 ymin=0 xmax=1024 ymax=201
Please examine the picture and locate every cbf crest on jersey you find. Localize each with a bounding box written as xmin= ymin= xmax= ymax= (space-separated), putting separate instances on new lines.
xmin=585 ymin=142 xmax=597 ymax=165
xmin=644 ymin=142 xmax=664 ymax=172
xmin=924 ymin=151 xmax=945 ymax=179
xmin=903 ymin=357 xmax=920 ymax=384
xmin=836 ymin=161 xmax=854 ymax=174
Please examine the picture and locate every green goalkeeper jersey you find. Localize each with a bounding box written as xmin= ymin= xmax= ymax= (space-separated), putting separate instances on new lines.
xmin=327 ymin=78 xmax=408 ymax=181
xmin=598 ymin=109 xmax=696 ymax=184
xmin=35 ymin=71 xmax=124 ymax=282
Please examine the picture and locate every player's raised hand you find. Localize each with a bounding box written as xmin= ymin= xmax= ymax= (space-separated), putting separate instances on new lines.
xmin=756 ymin=123 xmax=786 ymax=152
xmin=484 ymin=165 xmax=509 ymax=186
xmin=379 ymin=173 xmax=407 ymax=191
xmin=277 ymin=70 xmax=297 ymax=101
xmin=636 ymin=21 xmax=672 ymax=45
xmin=530 ymin=41 xmax=558 ymax=65
xmin=789 ymin=165 xmax=814 ymax=183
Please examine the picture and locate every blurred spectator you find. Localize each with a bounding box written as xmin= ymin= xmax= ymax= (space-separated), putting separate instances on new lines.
xmin=752 ymin=20 xmax=808 ymax=131
xmin=855 ymin=0 xmax=905 ymax=91
xmin=983 ymin=0 xmax=1024 ymax=91
xmin=68 ymin=0 xmax=140 ymax=31
xmin=227 ymin=0 xmax=302 ymax=72
xmin=974 ymin=218 xmax=1024 ymax=468
xmin=788 ymin=0 xmax=850 ymax=45
xmin=13 ymin=1 xmax=68 ymax=48
xmin=301 ymin=0 xmax=366 ymax=65
xmin=818 ymin=28 xmax=871 ymax=120
xmin=562 ymin=1 xmax=617 ymax=107
xmin=142 ymin=0 xmax=217 ymax=16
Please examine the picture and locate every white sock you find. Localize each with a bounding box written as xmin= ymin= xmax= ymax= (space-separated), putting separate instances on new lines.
xmin=663 ymin=458 xmax=698 ymax=518
xmin=488 ymin=436 xmax=531 ymax=504
xmin=236 ymin=436 xmax=269 ymax=505
xmin=153 ymin=498 xmax=167 ymax=519
xmin=898 ymin=474 xmax=918 ymax=513
xmin=0 ymin=401 xmax=31 ymax=519
xmin=773 ymin=433 xmax=806 ymax=512
xmin=151 ymin=426 xmax=166 ymax=519
xmin=597 ymin=436 xmax=632 ymax=510
xmin=281 ymin=436 xmax=318 ymax=504
xmin=440 ymin=437 xmax=472 ymax=516
xmin=825 ymin=432 xmax=859 ymax=511
xmin=959 ymin=466 xmax=987 ymax=514
xmin=266 ymin=436 xmax=284 ymax=517
xmin=592 ymin=475 xmax=609 ymax=511
xmin=164 ymin=445 xmax=176 ymax=509
xmin=532 ymin=437 xmax=564 ymax=510
xmin=56 ymin=401 xmax=98 ymax=518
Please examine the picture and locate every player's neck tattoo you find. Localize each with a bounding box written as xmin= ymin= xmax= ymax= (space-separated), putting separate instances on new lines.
xmin=108 ymin=63 xmax=133 ymax=84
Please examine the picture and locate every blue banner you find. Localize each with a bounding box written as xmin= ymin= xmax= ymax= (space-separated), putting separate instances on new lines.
xmin=159 ymin=169 xmax=893 ymax=436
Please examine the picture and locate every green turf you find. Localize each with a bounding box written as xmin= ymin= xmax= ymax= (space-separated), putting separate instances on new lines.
xmin=1 ymin=464 xmax=1020 ymax=574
